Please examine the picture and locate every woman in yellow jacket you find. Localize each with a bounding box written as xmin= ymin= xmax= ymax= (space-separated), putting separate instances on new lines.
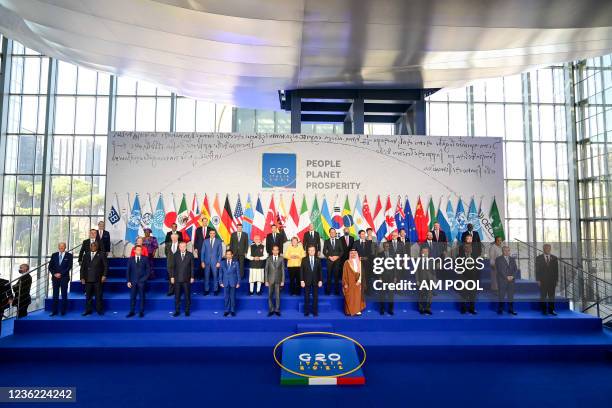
xmin=284 ymin=236 xmax=306 ymax=295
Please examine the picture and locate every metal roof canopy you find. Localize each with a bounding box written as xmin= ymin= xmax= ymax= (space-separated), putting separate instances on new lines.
xmin=279 ymin=88 xmax=438 ymax=134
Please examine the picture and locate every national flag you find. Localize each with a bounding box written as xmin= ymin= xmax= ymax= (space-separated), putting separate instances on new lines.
xmin=163 ymin=194 xmax=177 ymax=232
xmin=372 ymin=196 xmax=384 ymax=238
xmin=210 ymin=194 xmax=223 ymax=239
xmin=320 ymin=196 xmax=332 ymax=240
xmin=176 ymin=194 xmax=191 ymax=242
xmin=446 ymin=199 xmax=457 ymax=243
xmin=467 ymin=197 xmax=482 ymax=236
xmin=489 ymin=197 xmax=505 ymax=240
xmin=107 ymin=193 xmax=126 ymax=242
xmin=125 ymin=194 xmax=141 ymax=243
xmin=187 ymin=194 xmax=200 ymax=241
xmin=151 ymin=194 xmax=165 ymax=242
xmin=394 ymin=196 xmax=406 ymax=233
xmin=437 ymin=199 xmax=453 ymax=243
xmin=341 ymin=196 xmax=355 ymax=237
xmin=219 ymin=195 xmax=235 ymax=244
xmin=362 ymin=196 xmax=376 ymax=231
xmin=478 ymin=198 xmax=494 ymax=241
xmin=251 ymin=196 xmax=266 ymax=240
xmin=427 ymin=197 xmax=436 ymax=230
xmin=310 ymin=196 xmax=325 ymax=239
xmin=200 ymin=194 xmax=216 ymax=233
xmin=241 ymin=194 xmax=253 ymax=239
xmin=404 ymin=198 xmax=418 ymax=242
xmin=297 ymin=195 xmax=311 ymax=241
xmin=414 ymin=197 xmax=429 ymax=242
xmin=378 ymin=195 xmax=396 ymax=241
xmin=234 ymin=194 xmax=244 ymax=228
xmin=455 ymin=199 xmax=468 ymax=241
xmin=139 ymin=194 xmax=153 ymax=236
xmin=331 ymin=197 xmax=343 ymax=231
xmin=353 ymin=196 xmax=368 ymax=235
xmin=277 ymin=195 xmax=288 ymax=231
xmin=285 ymin=195 xmax=299 ymax=240
xmin=264 ymin=195 xmax=277 ymax=236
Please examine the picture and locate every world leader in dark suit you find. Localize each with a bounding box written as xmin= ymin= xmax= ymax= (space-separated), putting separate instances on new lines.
xmin=300 ymin=245 xmax=323 ymax=316
xmin=79 ymin=241 xmax=108 ymax=316
xmin=495 ymin=246 xmax=519 ymax=315
xmin=302 ymin=225 xmax=321 ymax=254
xmin=171 ymin=241 xmax=194 ymax=317
xmin=323 ymin=228 xmax=344 ymax=295
xmin=535 ymin=244 xmax=559 ymax=315
xmin=265 ymin=245 xmax=284 ymax=316
xmin=48 ymin=242 xmax=73 ymax=316
xmin=78 ymin=229 xmax=99 ymax=264
xmin=126 ymin=245 xmax=151 ymax=317
xmin=266 ymin=224 xmax=287 ymax=255
xmin=97 ymin=221 xmax=111 ymax=254
xmin=229 ymin=224 xmax=249 ymax=279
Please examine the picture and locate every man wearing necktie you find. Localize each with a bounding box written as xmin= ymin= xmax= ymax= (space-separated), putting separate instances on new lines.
xmin=126 ymin=245 xmax=151 ymax=318
xmin=340 ymin=227 xmax=355 ymax=266
xmin=48 ymin=242 xmax=73 ymax=316
xmin=303 ymin=224 xmax=321 ymax=255
xmin=171 ymin=242 xmax=194 ymax=317
xmin=79 ymin=242 xmax=107 ymax=316
xmin=535 ymin=244 xmax=559 ymax=315
xmin=265 ymin=245 xmax=285 ymax=316
xmin=265 ymin=224 xmax=287 ymax=256
xmin=201 ymin=230 xmax=223 ymax=296
xmin=300 ymin=245 xmax=323 ymax=316
xmin=323 ymin=228 xmax=344 ymax=295
xmin=229 ymin=223 xmax=249 ymax=279
xmin=164 ymin=233 xmax=180 ymax=296
xmin=495 ymin=246 xmax=518 ymax=315
xmin=97 ymin=221 xmax=111 ymax=255
xmin=219 ymin=249 xmax=240 ymax=317
xmin=460 ymin=224 xmax=482 ymax=257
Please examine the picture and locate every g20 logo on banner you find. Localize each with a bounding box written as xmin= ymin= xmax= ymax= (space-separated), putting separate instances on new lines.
xmin=262 ymin=153 xmax=297 ymax=188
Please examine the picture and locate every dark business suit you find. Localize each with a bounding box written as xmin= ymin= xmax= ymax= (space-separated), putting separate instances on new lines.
xmin=172 ymin=251 xmax=194 ymax=313
xmin=431 ymin=229 xmax=447 ymax=243
xmin=97 ymin=229 xmax=111 ymax=253
xmin=300 ymin=256 xmax=322 ymax=315
xmin=378 ymin=250 xmax=398 ymax=313
xmin=303 ymin=231 xmax=321 ymax=254
xmin=0 ymin=278 xmax=12 ymax=335
xmin=495 ymin=255 xmax=519 ymax=312
xmin=219 ymin=259 xmax=240 ymax=313
xmin=353 ymin=239 xmax=373 ymax=294
xmin=535 ymin=253 xmax=558 ymax=313
xmin=80 ymin=251 xmax=108 ymax=314
xmin=229 ymin=231 xmax=249 ymax=279
xmin=127 ymin=256 xmax=151 ymax=314
xmin=49 ymin=251 xmax=73 ymax=315
xmin=12 ymin=274 xmax=32 ymax=318
xmin=457 ymin=245 xmax=478 ymax=313
xmin=340 ymin=235 xmax=355 ymax=265
xmin=78 ymin=238 xmax=97 ymax=264
xmin=460 ymin=230 xmax=482 ymax=257
xmin=165 ymin=241 xmax=179 ymax=295
xmin=164 ymin=230 xmax=183 ymax=245
xmin=323 ymin=237 xmax=344 ymax=295
xmin=193 ymin=226 xmax=211 ymax=280
xmin=265 ymin=255 xmax=284 ymax=313
xmin=266 ymin=231 xmax=287 ymax=255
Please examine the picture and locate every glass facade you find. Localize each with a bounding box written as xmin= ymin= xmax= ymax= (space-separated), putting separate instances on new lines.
xmin=0 ymin=35 xmax=610 ymax=283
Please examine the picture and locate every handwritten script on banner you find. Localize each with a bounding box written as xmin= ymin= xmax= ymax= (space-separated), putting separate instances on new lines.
xmin=106 ymin=132 xmax=504 ymax=223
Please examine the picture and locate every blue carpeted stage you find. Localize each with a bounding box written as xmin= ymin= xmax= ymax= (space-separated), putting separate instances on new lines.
xmin=1 ymin=258 xmax=611 ymax=407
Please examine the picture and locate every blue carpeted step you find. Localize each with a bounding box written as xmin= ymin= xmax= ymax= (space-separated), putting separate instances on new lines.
xmin=15 ymin=308 xmax=601 ymax=335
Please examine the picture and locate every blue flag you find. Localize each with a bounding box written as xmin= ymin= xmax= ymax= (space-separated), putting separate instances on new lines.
xmin=404 ymin=198 xmax=418 ymax=242
xmin=437 ymin=204 xmax=452 ymax=244
xmin=125 ymin=194 xmax=142 ymax=243
xmin=152 ymin=194 xmax=165 ymax=242
xmin=455 ymin=199 xmax=467 ymax=242
xmin=242 ymin=194 xmax=253 ymax=239
xmin=467 ymin=197 xmax=482 ymax=236
xmin=446 ymin=199 xmax=457 ymax=243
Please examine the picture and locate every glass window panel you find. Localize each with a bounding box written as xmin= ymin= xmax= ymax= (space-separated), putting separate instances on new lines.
xmin=485 ymin=78 xmax=504 ymax=102
xmin=7 ymin=95 xmax=21 ymax=133
xmin=504 ymin=105 xmax=523 ymax=140
xmin=76 ymin=67 xmax=98 ymax=95
xmin=176 ymin=98 xmax=196 ymax=132
xmin=52 ymin=136 xmax=73 ymax=174
xmin=2 ymin=176 xmax=16 ymax=214
xmin=428 ymin=103 xmax=448 ymax=136
xmin=22 ymin=57 xmax=41 ymax=94
xmin=34 ymin=135 xmax=44 ymax=174
xmin=539 ymin=143 xmax=558 ymax=179
xmin=47 ymin=216 xmax=70 ymax=250
xmin=236 ymin=108 xmax=255 ymax=133
xmin=97 ymin=73 xmax=110 ymax=95
xmin=93 ymin=137 xmax=107 ymax=175
xmin=20 ymin=95 xmax=39 ymax=134
xmin=448 ymin=103 xmax=468 ymax=136
xmin=156 ymin=98 xmax=171 ymax=132
xmin=74 ymin=97 xmax=96 ymax=134
xmin=49 ymin=176 xmax=71 ymax=215
xmin=538 ymin=105 xmax=555 ymax=141
xmin=56 ymin=61 xmax=77 ymax=94
xmin=54 ymin=96 xmax=76 ymax=134
xmin=558 ymin=181 xmax=569 ymax=218
xmin=70 ymin=217 xmax=94 ymax=249
xmin=95 ymin=97 xmax=109 ymax=134
xmin=4 ymin=135 xmax=18 ymax=173
xmin=537 ymin=69 xmax=554 ymax=103
xmin=505 ymin=142 xmax=525 ymax=179
xmin=0 ymin=216 xmax=15 ymax=256
xmin=10 ymin=57 xmax=24 ymax=94
xmin=447 ymin=87 xmax=466 ymax=101
xmin=508 ymin=219 xmax=528 ymax=241
xmin=73 ymin=137 xmax=94 ymax=174
xmin=276 ymin=111 xmax=291 ymax=133
xmin=16 ymin=175 xmax=34 ymax=215
xmin=136 ymin=80 xmax=158 ymax=96
xmin=17 ymin=134 xmax=36 ymax=173
xmin=135 ymin=97 xmax=156 ymax=131
xmin=215 ymin=104 xmax=232 ymax=132
xmin=92 ymin=176 xmax=106 ymax=215
xmin=117 ymin=77 xmax=137 ymax=95
xmin=504 ymin=75 xmax=522 ymax=102
xmin=195 ymin=101 xmax=215 ymax=132
xmin=486 ymin=104 xmax=504 ymax=137
xmin=71 ymin=177 xmax=93 ymax=215
xmin=256 ymin=110 xmax=275 ymax=133
xmin=37 ymin=96 xmax=47 ymax=134
xmin=506 ymin=180 xmax=527 ymax=218
xmin=541 ymin=181 xmax=559 ymax=218
xmin=13 ymin=216 xmax=32 ymax=256
xmin=115 ymin=97 xmax=135 ymax=130
xmin=473 ymin=103 xmax=486 ymax=136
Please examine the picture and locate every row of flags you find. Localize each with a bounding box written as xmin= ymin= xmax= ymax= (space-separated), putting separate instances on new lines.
xmin=109 ymin=193 xmax=506 ymax=246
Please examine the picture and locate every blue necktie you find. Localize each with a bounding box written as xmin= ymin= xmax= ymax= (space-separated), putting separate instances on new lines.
xmin=310 ymin=257 xmax=314 ymax=270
